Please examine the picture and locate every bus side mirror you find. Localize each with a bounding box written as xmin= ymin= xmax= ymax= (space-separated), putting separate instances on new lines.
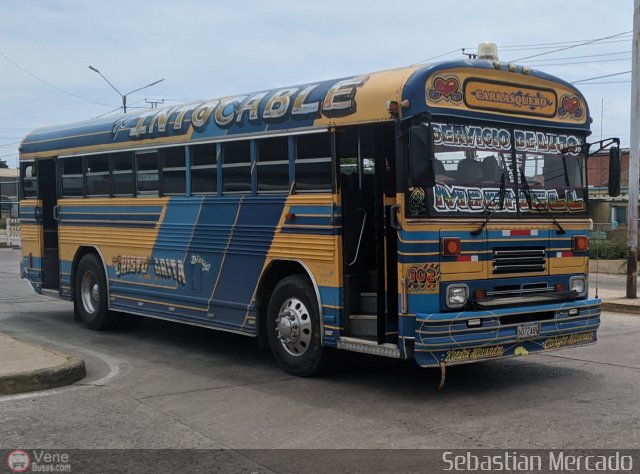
xmin=409 ymin=126 xmax=435 ymax=188
xmin=608 ymin=147 xmax=621 ymax=197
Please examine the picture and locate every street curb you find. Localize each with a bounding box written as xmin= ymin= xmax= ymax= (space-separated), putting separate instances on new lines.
xmin=0 ymin=348 xmax=86 ymax=396
xmin=601 ymin=302 xmax=640 ymax=315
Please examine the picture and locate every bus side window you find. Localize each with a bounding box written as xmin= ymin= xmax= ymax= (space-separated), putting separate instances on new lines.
xmin=61 ymin=157 xmax=84 ymax=197
xmin=161 ymin=147 xmax=186 ymax=195
xmin=86 ymin=154 xmax=110 ymax=196
xmin=112 ymin=153 xmax=134 ymax=197
xmin=190 ymin=144 xmax=217 ymax=194
xmin=222 ymin=141 xmax=251 ymax=194
xmin=337 ymin=128 xmax=359 ymax=191
xmin=136 ymin=152 xmax=159 ymax=195
xmin=296 ymin=133 xmax=331 ymax=192
xmin=21 ymin=162 xmax=37 ymax=199
xmin=257 ymin=137 xmax=289 ymax=193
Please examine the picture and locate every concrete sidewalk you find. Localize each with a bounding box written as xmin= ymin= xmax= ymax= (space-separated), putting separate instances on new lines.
xmin=595 ymin=289 xmax=640 ymax=315
xmin=0 ymin=333 xmax=86 ymax=395
xmin=589 ymin=271 xmax=640 ymax=315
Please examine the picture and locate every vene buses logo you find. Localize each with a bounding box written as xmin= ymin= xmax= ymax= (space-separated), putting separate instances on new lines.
xmin=7 ymin=450 xmax=71 ymax=473
xmin=7 ymin=450 xmax=30 ymax=473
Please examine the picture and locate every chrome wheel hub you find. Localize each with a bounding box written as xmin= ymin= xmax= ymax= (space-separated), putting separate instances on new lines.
xmin=81 ymin=272 xmax=99 ymax=314
xmin=275 ymin=297 xmax=312 ymax=356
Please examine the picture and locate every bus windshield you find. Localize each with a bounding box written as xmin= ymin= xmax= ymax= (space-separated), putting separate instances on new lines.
xmin=413 ymin=122 xmax=587 ymax=217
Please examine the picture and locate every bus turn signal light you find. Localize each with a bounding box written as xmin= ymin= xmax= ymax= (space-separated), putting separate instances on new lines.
xmin=442 ymin=237 xmax=461 ymax=256
xmin=474 ymin=288 xmax=487 ymax=300
xmin=573 ymin=235 xmax=588 ymax=252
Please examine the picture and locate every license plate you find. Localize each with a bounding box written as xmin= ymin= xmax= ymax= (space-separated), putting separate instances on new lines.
xmin=517 ymin=322 xmax=540 ymax=340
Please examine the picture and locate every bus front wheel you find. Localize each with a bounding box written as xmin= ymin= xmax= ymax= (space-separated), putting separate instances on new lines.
xmin=267 ymin=275 xmax=327 ymax=376
xmin=74 ymin=254 xmax=115 ymax=330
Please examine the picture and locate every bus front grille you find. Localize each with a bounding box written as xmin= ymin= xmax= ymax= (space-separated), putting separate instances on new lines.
xmin=492 ymin=247 xmax=546 ymax=275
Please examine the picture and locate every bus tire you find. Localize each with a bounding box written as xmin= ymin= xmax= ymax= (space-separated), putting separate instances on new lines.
xmin=74 ymin=254 xmax=115 ymax=331
xmin=267 ymin=275 xmax=327 ymax=376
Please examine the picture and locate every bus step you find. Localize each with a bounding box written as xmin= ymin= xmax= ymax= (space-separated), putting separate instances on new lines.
xmin=348 ymin=314 xmax=376 ymax=337
xmin=337 ymin=336 xmax=401 ymax=359
xmin=359 ymin=292 xmax=377 ymax=314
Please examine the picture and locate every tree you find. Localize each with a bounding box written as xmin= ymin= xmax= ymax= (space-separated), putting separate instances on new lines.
xmin=0 ymin=160 xmax=7 ymax=169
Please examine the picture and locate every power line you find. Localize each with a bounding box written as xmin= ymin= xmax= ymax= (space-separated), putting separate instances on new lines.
xmin=461 ymin=37 xmax=632 ymax=54
xmin=162 ymin=98 xmax=204 ymax=103
xmin=0 ymin=50 xmax=114 ymax=108
xmin=92 ymin=106 xmax=125 ymax=119
xmin=483 ymin=34 xmax=632 ymax=50
xmin=574 ymin=80 xmax=631 ymax=85
xmin=412 ymin=48 xmax=462 ymax=65
xmin=495 ymin=38 xmax=632 ymax=52
xmin=0 ymin=142 xmax=21 ymax=148
xmin=572 ymin=71 xmax=632 ymax=83
xmin=511 ymin=31 xmax=632 ymax=61
xmin=530 ymin=57 xmax=631 ymax=67
xmin=91 ymin=98 xmax=148 ymax=119
xmin=416 ymin=34 xmax=633 ymax=67
xmin=524 ymin=50 xmax=631 ymax=63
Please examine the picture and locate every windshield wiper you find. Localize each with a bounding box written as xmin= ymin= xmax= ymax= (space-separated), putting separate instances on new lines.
xmin=519 ymin=167 xmax=566 ymax=235
xmin=470 ymin=172 xmax=506 ymax=236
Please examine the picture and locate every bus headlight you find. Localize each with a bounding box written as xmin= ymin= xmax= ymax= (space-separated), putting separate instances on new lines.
xmin=569 ymin=276 xmax=587 ymax=296
xmin=446 ymin=284 xmax=469 ymax=308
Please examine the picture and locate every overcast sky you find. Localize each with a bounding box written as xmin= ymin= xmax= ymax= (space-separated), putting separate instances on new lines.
xmin=0 ymin=0 xmax=634 ymax=168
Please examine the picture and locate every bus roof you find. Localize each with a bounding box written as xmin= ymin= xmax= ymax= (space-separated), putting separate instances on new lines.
xmin=20 ymin=59 xmax=590 ymax=160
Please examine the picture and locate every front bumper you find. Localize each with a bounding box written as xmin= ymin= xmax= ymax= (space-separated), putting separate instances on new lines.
xmin=414 ymin=298 xmax=600 ymax=367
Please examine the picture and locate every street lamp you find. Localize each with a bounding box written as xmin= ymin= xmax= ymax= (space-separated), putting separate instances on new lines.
xmin=88 ymin=65 xmax=164 ymax=113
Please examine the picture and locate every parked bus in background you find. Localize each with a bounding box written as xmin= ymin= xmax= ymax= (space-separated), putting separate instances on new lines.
xmin=18 ymin=43 xmax=620 ymax=380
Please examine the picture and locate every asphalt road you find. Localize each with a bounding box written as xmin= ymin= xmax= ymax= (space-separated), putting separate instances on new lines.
xmin=1 ymin=247 xmax=639 ymax=455
xmin=589 ymin=271 xmax=635 ymax=293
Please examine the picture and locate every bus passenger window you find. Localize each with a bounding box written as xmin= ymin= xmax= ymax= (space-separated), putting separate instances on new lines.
xmin=337 ymin=128 xmax=358 ymax=191
xmin=161 ymin=147 xmax=186 ymax=195
xmin=136 ymin=152 xmax=159 ymax=195
xmin=257 ymin=137 xmax=289 ymax=193
xmin=222 ymin=141 xmax=251 ymax=193
xmin=112 ymin=153 xmax=134 ymax=196
xmin=61 ymin=157 xmax=84 ymax=197
xmin=21 ymin=163 xmax=37 ymax=199
xmin=190 ymin=144 xmax=217 ymax=194
xmin=86 ymin=154 xmax=110 ymax=196
xmin=296 ymin=133 xmax=331 ymax=192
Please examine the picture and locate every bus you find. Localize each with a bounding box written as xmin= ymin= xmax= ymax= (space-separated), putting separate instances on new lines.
xmin=18 ymin=43 xmax=620 ymax=381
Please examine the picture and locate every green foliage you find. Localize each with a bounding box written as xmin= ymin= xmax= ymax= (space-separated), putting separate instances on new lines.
xmin=0 ymin=160 xmax=7 ymax=169
xmin=589 ymin=229 xmax=638 ymax=260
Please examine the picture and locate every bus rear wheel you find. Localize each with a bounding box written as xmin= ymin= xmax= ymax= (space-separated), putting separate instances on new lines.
xmin=74 ymin=254 xmax=115 ymax=330
xmin=267 ymin=275 xmax=327 ymax=376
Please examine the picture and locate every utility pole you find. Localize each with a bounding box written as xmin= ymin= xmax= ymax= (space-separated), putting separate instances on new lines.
xmin=628 ymin=0 xmax=640 ymax=298
xmin=88 ymin=66 xmax=164 ymax=114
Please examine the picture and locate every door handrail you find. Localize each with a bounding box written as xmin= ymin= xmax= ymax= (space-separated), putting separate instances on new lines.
xmin=348 ymin=208 xmax=367 ymax=266
xmin=389 ymin=204 xmax=401 ymax=230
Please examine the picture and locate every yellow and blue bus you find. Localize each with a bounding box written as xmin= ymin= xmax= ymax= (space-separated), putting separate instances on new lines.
xmin=18 ymin=45 xmax=620 ymax=378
